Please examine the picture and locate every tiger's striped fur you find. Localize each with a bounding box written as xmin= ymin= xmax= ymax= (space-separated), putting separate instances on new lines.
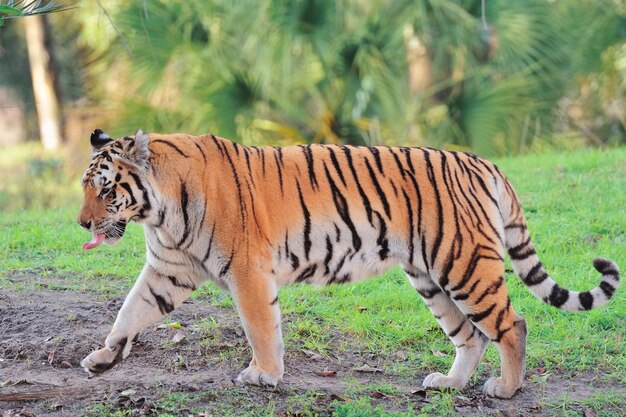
xmin=78 ymin=129 xmax=620 ymax=398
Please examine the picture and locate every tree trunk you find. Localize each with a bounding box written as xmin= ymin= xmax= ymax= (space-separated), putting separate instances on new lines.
xmin=24 ymin=15 xmax=63 ymax=150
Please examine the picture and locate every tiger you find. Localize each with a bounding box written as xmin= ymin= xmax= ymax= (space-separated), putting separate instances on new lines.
xmin=77 ymin=128 xmax=620 ymax=399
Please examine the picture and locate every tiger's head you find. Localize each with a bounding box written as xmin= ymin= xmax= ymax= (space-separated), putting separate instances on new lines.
xmin=78 ymin=128 xmax=152 ymax=250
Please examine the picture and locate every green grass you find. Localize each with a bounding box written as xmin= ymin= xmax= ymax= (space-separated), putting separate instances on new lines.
xmin=1 ymin=146 xmax=625 ymax=416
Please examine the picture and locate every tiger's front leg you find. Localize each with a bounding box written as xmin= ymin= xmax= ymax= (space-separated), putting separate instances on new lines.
xmin=230 ymin=270 xmax=284 ymax=387
xmin=81 ymin=264 xmax=197 ymax=374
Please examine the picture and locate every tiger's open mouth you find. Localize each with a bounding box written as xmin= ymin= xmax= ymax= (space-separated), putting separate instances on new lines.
xmin=83 ymin=221 xmax=127 ymax=250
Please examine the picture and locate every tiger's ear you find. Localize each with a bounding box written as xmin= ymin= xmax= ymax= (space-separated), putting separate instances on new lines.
xmin=90 ymin=129 xmax=113 ymax=150
xmin=124 ymin=128 xmax=151 ymax=168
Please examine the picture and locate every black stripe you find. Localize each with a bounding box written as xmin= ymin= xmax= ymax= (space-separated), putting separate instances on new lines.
xmin=364 ymin=158 xmax=391 ymax=218
xmin=270 ymin=296 xmax=279 ymax=306
xmin=223 ymin=144 xmax=247 ymax=223
xmin=244 ymin=147 xmax=255 ymax=186
xmin=323 ymin=162 xmax=362 ymax=252
xmin=202 ymin=223 xmax=216 ymax=262
xmin=548 ymin=285 xmax=570 ymax=308
xmin=453 ymin=279 xmax=481 ymax=301
xmin=328 ymin=249 xmax=351 ymax=284
xmin=417 ymin=287 xmax=441 ymax=299
xmin=177 ymin=181 xmax=191 ymax=247
xmin=211 ymin=134 xmax=225 ymax=157
xmin=119 ymin=182 xmax=137 ymax=207
xmin=402 ymin=189 xmax=415 ymax=264
xmin=295 ymin=264 xmax=317 ymax=283
xmin=425 ymin=151 xmax=444 ymax=268
xmin=129 ymin=172 xmax=151 ymax=215
xmin=373 ymin=211 xmax=389 ymax=260
xmin=599 ymin=281 xmax=616 ymax=299
xmin=474 ymin=276 xmax=504 ymax=304
xmin=449 ymin=245 xmax=501 ymax=292
xmin=232 ymin=140 xmax=240 ymax=156
xmin=153 ymin=139 xmax=189 ymax=158
xmin=593 ymin=258 xmax=618 ymax=276
xmin=290 ymin=253 xmax=300 ymax=270
xmin=259 ymin=147 xmax=266 ymax=177
xmin=447 ymin=321 xmax=464 ymax=338
xmin=493 ymin=298 xmax=511 ymax=336
xmin=524 ymin=262 xmax=549 ymax=286
xmin=341 ymin=145 xmax=374 ymax=225
xmin=194 ymin=142 xmax=207 ymax=163
xmin=579 ymin=291 xmax=593 ymax=310
xmin=219 ymin=250 xmax=235 ymax=277
xmin=326 ymin=147 xmax=347 ymax=186
xmin=149 ymin=285 xmax=174 ymax=314
xmin=301 ymin=145 xmax=319 ymax=190
xmin=401 ymin=147 xmax=415 ymax=174
xmin=296 ymin=182 xmax=312 ymax=261
xmin=167 ymin=275 xmax=196 ymax=291
xmin=467 ymin=303 xmax=497 ymax=323
xmin=156 ymin=208 xmax=166 ymax=228
xmin=405 ymin=171 xmax=423 ymax=237
xmin=273 ymin=148 xmax=284 ymax=195
xmin=388 ymin=148 xmax=406 ymax=179
xmin=367 ymin=147 xmax=385 ymax=175
xmin=323 ymin=234 xmax=333 ymax=275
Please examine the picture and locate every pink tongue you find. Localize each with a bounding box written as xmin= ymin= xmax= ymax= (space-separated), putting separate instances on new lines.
xmin=83 ymin=233 xmax=105 ymax=250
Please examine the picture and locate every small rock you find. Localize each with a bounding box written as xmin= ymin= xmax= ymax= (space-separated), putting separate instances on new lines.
xmin=171 ymin=332 xmax=186 ymax=344
xmin=354 ymin=364 xmax=382 ymax=373
xmin=302 ymin=349 xmax=323 ymax=361
xmin=394 ymin=350 xmax=407 ymax=361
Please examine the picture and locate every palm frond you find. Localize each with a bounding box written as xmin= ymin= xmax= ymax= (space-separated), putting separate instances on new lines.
xmin=0 ymin=0 xmax=74 ymax=18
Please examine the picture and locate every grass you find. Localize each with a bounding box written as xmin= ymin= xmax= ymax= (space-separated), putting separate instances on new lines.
xmin=1 ymin=145 xmax=625 ymax=416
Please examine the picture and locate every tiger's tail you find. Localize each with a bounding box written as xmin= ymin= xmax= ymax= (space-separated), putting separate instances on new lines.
xmin=498 ymin=176 xmax=620 ymax=311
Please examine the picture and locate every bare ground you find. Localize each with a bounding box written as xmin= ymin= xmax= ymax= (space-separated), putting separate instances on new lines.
xmin=1 ymin=275 xmax=624 ymax=417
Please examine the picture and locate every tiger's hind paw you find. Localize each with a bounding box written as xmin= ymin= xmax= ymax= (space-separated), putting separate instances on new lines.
xmin=483 ymin=377 xmax=521 ymax=398
xmin=235 ymin=365 xmax=283 ymax=387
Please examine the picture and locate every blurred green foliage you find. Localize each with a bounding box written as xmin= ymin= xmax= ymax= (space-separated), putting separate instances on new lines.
xmin=72 ymin=0 xmax=626 ymax=153
xmin=1 ymin=0 xmax=625 ymax=154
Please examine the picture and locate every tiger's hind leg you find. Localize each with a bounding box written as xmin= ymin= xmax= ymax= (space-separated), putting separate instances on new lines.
xmin=444 ymin=256 xmax=527 ymax=398
xmin=405 ymin=269 xmax=489 ymax=391
xmin=81 ymin=264 xmax=198 ymax=374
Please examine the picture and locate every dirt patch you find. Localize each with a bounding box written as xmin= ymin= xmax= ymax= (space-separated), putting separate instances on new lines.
xmin=1 ymin=286 xmax=623 ymax=416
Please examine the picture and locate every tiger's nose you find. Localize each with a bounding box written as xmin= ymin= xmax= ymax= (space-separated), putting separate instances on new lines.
xmin=78 ymin=219 xmax=92 ymax=230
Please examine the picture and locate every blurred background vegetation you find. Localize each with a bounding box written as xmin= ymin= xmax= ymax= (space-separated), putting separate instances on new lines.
xmin=0 ymin=0 xmax=625 ymax=211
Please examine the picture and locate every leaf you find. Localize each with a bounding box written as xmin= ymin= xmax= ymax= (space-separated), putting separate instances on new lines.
xmin=314 ymin=369 xmax=337 ymax=377
xmin=431 ymin=349 xmax=448 ymax=357
xmin=354 ymin=364 xmax=382 ymax=373
xmin=530 ymin=372 xmax=551 ymax=384
xmin=171 ymin=332 xmax=186 ymax=344
xmin=0 ymin=6 xmax=24 ymax=17
xmin=355 ymin=306 xmax=368 ymax=312
xmin=156 ymin=321 xmax=181 ymax=330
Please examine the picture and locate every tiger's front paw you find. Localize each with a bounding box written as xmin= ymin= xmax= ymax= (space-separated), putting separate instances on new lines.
xmin=81 ymin=337 xmax=130 ymax=375
xmin=235 ymin=365 xmax=283 ymax=387
xmin=422 ymin=372 xmax=465 ymax=390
